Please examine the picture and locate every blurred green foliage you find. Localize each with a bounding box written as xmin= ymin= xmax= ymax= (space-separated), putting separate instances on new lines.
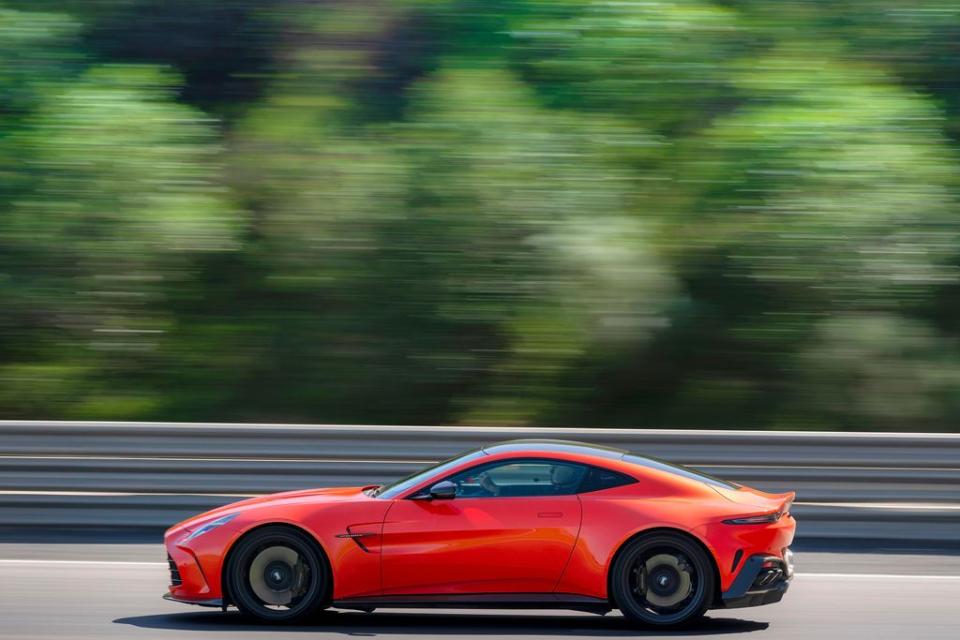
xmin=3 ymin=0 xmax=960 ymax=430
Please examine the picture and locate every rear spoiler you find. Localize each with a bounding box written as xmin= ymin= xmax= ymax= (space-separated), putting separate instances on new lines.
xmin=721 ymin=490 xmax=795 ymax=525
xmin=776 ymin=491 xmax=795 ymax=516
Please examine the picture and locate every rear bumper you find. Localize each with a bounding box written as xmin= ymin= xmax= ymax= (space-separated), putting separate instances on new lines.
xmin=721 ymin=553 xmax=792 ymax=609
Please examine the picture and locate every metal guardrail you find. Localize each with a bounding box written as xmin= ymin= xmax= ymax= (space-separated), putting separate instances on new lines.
xmin=1 ymin=421 xmax=958 ymax=546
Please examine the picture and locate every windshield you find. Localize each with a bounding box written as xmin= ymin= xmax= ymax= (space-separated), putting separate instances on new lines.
xmin=622 ymin=454 xmax=739 ymax=490
xmin=374 ymin=447 xmax=487 ymax=499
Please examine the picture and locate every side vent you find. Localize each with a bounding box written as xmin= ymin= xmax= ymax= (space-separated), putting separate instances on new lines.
xmin=168 ymin=554 xmax=182 ymax=586
xmin=731 ymin=549 xmax=744 ymax=572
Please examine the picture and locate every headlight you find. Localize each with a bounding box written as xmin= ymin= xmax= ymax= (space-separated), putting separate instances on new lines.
xmin=181 ymin=514 xmax=237 ymax=542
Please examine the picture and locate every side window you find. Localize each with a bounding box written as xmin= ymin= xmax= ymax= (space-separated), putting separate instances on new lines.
xmin=445 ymin=460 xmax=589 ymax=498
xmin=579 ymin=467 xmax=637 ymax=493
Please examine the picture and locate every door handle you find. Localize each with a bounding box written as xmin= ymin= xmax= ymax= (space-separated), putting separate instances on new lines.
xmin=537 ymin=512 xmax=563 ymax=518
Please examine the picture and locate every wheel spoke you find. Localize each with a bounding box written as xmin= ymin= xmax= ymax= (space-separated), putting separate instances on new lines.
xmin=248 ymin=545 xmax=306 ymax=607
xmin=230 ymin=527 xmax=325 ymax=622
xmin=627 ymin=547 xmax=702 ymax=620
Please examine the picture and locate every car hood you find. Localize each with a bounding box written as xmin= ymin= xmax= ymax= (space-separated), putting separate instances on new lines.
xmin=169 ymin=486 xmax=368 ymax=534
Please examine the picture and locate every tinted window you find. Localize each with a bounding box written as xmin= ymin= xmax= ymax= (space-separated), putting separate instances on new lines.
xmin=579 ymin=466 xmax=637 ymax=493
xmin=622 ymin=454 xmax=738 ymax=489
xmin=440 ymin=459 xmax=590 ymax=498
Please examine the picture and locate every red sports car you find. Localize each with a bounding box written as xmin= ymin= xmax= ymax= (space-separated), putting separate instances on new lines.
xmin=164 ymin=440 xmax=795 ymax=627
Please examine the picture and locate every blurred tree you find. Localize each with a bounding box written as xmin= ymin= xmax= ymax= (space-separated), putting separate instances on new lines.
xmin=511 ymin=0 xmax=750 ymax=133
xmin=1 ymin=6 xmax=239 ymax=416
xmin=2 ymin=0 xmax=960 ymax=431
xmin=6 ymin=0 xmax=284 ymax=118
xmin=787 ymin=314 xmax=960 ymax=431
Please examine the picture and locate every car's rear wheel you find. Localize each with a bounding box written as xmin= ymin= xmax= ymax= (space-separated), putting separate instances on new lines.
xmin=226 ymin=525 xmax=329 ymax=622
xmin=610 ymin=532 xmax=715 ymax=628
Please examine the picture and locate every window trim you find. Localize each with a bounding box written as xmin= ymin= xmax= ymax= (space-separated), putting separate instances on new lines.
xmin=405 ymin=456 xmax=636 ymax=499
xmin=578 ymin=465 xmax=638 ymax=494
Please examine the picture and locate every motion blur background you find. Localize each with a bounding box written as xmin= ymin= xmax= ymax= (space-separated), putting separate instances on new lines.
xmin=3 ymin=4 xmax=960 ymax=638
xmin=4 ymin=0 xmax=960 ymax=432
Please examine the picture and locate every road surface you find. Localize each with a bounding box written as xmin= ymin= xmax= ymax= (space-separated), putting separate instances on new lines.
xmin=0 ymin=543 xmax=958 ymax=639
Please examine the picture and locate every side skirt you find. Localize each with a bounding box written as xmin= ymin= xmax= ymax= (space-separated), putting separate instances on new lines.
xmin=332 ymin=593 xmax=611 ymax=615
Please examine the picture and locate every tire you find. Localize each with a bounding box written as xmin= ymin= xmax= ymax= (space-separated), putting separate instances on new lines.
xmin=610 ymin=532 xmax=715 ymax=628
xmin=226 ymin=525 xmax=330 ymax=623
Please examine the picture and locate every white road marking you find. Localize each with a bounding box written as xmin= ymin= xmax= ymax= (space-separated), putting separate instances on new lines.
xmin=795 ymin=501 xmax=960 ymax=510
xmin=0 ymin=559 xmax=164 ymax=566
xmin=0 ymin=490 xmax=258 ymax=497
xmin=799 ymin=573 xmax=960 ymax=580
xmin=0 ymin=559 xmax=958 ymax=581
xmin=701 ymin=463 xmax=960 ymax=471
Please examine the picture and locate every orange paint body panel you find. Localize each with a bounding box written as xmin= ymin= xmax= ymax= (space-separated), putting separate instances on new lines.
xmin=381 ymin=495 xmax=581 ymax=594
xmin=164 ymin=441 xmax=796 ymax=611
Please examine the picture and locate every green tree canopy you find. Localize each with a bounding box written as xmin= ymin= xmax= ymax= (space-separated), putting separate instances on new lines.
xmin=2 ymin=0 xmax=960 ymax=431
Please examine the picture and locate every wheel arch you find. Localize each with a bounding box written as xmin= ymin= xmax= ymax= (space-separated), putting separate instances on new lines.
xmin=606 ymin=526 xmax=722 ymax=608
xmin=220 ymin=521 xmax=332 ymax=607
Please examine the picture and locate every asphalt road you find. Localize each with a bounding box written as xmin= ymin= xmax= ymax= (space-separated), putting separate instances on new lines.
xmin=1 ymin=544 xmax=958 ymax=639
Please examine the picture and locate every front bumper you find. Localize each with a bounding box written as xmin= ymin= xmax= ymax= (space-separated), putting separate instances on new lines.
xmin=165 ymin=543 xmax=214 ymax=603
xmin=162 ymin=593 xmax=223 ymax=608
xmin=721 ymin=554 xmax=792 ymax=609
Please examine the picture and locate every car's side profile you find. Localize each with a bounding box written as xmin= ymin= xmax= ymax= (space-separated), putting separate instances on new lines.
xmin=164 ymin=440 xmax=795 ymax=627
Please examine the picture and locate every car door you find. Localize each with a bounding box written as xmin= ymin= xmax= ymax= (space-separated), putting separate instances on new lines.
xmin=380 ymin=458 xmax=585 ymax=595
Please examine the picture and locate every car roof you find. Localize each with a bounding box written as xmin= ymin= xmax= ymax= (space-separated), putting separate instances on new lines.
xmin=479 ymin=440 xmax=738 ymax=490
xmin=480 ymin=439 xmax=627 ymax=460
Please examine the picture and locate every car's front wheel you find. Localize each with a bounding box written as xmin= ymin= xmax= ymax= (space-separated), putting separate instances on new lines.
xmin=610 ymin=532 xmax=715 ymax=628
xmin=226 ymin=525 xmax=330 ymax=622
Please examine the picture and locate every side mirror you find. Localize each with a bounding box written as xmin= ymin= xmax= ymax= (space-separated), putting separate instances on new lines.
xmin=429 ymin=480 xmax=457 ymax=500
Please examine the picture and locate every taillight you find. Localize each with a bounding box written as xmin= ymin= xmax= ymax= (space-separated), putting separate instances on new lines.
xmin=723 ymin=511 xmax=782 ymax=525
